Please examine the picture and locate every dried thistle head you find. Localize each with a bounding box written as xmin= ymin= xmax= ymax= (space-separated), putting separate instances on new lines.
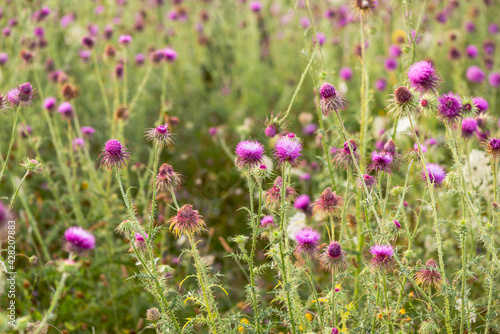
xmin=168 ymin=204 xmax=206 ymax=237
xmin=61 ymin=83 xmax=79 ymax=101
xmin=386 ymin=86 xmax=419 ymax=119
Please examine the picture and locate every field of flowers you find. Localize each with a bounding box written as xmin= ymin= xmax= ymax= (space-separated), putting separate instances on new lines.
xmin=1 ymin=0 xmax=500 ymax=333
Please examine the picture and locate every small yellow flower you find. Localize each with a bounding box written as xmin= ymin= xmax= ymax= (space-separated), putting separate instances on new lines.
xmin=238 ymin=318 xmax=249 ymax=333
xmin=405 ymin=317 xmax=412 ymax=322
xmin=81 ymin=181 xmax=89 ymax=190
xmin=409 ymin=291 xmax=414 ymax=298
xmin=399 ymin=308 xmax=406 ymax=315
xmin=377 ymin=313 xmax=383 ymax=320
xmin=305 ymin=312 xmax=314 ymax=321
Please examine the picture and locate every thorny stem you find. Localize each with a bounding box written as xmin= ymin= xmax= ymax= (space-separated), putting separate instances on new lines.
xmin=129 ymin=63 xmax=153 ymax=114
xmin=34 ymin=272 xmax=69 ymax=334
xmin=305 ymin=255 xmax=324 ymax=330
xmin=359 ymin=15 xmax=370 ymax=165
xmin=485 ymin=156 xmax=497 ymax=334
xmin=0 ymin=106 xmax=20 ymax=183
xmin=9 ymin=171 xmax=29 ymax=209
xmin=382 ymin=272 xmax=394 ymax=334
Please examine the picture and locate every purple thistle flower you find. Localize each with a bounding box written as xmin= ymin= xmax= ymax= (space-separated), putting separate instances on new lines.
xmin=168 ymin=204 xmax=205 ymax=237
xmin=465 ymin=45 xmax=478 ymax=58
xmin=437 ymin=92 xmax=462 ymax=123
xmin=482 ymin=138 xmax=500 ymax=158
xmin=135 ymin=53 xmax=145 ymax=66
xmin=389 ymin=45 xmax=402 ymax=58
xmin=466 ymin=66 xmax=485 ymax=83
xmin=367 ymin=151 xmax=393 ymax=174
xmin=339 ymin=67 xmax=353 ymax=81
xmin=421 ymin=163 xmax=446 ymax=186
xmin=134 ymin=233 xmax=148 ymax=248
xmin=369 ymin=244 xmax=394 ymax=270
xmin=483 ymin=40 xmax=495 ymax=55
xmin=81 ymin=126 xmax=96 ymax=138
xmin=473 ymin=97 xmax=488 ymax=112
xmin=302 ymin=124 xmax=317 ymax=136
xmin=331 ymin=328 xmax=339 ymax=334
xmin=333 ymin=139 xmax=360 ymax=170
xmin=382 ymin=140 xmax=402 ymax=168
xmin=294 ymin=194 xmax=311 ymax=212
xmin=312 ymin=187 xmax=343 ymax=216
xmin=99 ymin=139 xmax=131 ymax=170
xmin=461 ymin=118 xmax=478 ymax=139
xmin=145 ymin=124 xmax=174 ymax=149
xmin=375 ymin=78 xmax=387 ymax=91
xmin=407 ymin=61 xmax=441 ymax=93
xmin=489 ymin=23 xmax=499 ymax=34
xmin=489 ymin=72 xmax=500 ymax=88
xmin=118 ymin=34 xmax=132 ymax=45
xmin=43 ymin=97 xmax=56 ymax=111
xmin=319 ymin=241 xmax=347 ymax=273
xmin=394 ymin=220 xmax=401 ymax=229
xmin=273 ymin=136 xmax=302 ymax=167
xmin=72 ymin=137 xmax=85 ymax=150
xmin=81 ymin=36 xmax=95 ymax=49
xmin=0 ymin=52 xmax=8 ymax=65
xmin=8 ymin=82 xmax=34 ymax=107
xmin=163 ymin=47 xmax=177 ymax=62
xmin=156 ymin=163 xmax=181 ymax=192
xmin=384 ymin=58 xmax=398 ymax=71
xmin=235 ymin=140 xmax=265 ymax=168
xmin=265 ymin=125 xmax=277 ymax=138
xmin=57 ymin=102 xmax=74 ymax=119
xmin=315 ymin=32 xmax=326 ymax=46
xmin=318 ymin=82 xmax=348 ymax=116
xmin=295 ymin=228 xmax=320 ymax=255
xmin=249 ymin=1 xmax=263 ymax=12
xmin=260 ymin=215 xmax=275 ymax=228
xmin=357 ymin=174 xmax=377 ymax=189
xmin=265 ymin=176 xmax=297 ymax=208
xmin=414 ymin=258 xmax=442 ymax=288
xmin=64 ymin=226 xmax=96 ymax=252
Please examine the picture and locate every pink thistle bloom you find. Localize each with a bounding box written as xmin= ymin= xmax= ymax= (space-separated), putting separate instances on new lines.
xmin=437 ymin=92 xmax=462 ymax=123
xmin=421 ymin=163 xmax=446 ymax=186
xmin=294 ymin=228 xmax=320 ymax=255
xmin=81 ymin=126 xmax=96 ymax=137
xmin=64 ymin=226 xmax=96 ymax=253
xmin=235 ymin=140 xmax=265 ymax=168
xmin=333 ymin=139 xmax=360 ymax=170
xmin=319 ymin=241 xmax=347 ymax=273
xmin=273 ymin=136 xmax=302 ymax=167
xmin=367 ymin=151 xmax=393 ymax=174
xmin=294 ymin=194 xmax=311 ymax=212
xmin=145 ymin=124 xmax=174 ymax=149
xmin=466 ymin=65 xmax=485 ymax=83
xmin=489 ymin=72 xmax=500 ymax=88
xmin=163 ymin=47 xmax=177 ymax=62
xmin=382 ymin=140 xmax=402 ymax=169
xmin=249 ymin=1 xmax=262 ymax=12
xmin=369 ymin=244 xmax=394 ymax=270
xmin=134 ymin=233 xmax=148 ymax=248
xmin=482 ymin=138 xmax=500 ymax=159
xmin=414 ymin=258 xmax=442 ymax=288
xmin=473 ymin=97 xmax=488 ymax=112
xmin=394 ymin=220 xmax=401 ymax=229
xmin=339 ymin=67 xmax=353 ymax=81
xmin=99 ymin=139 xmax=131 ymax=170
xmin=465 ymin=45 xmax=478 ymax=58
xmin=318 ymin=82 xmax=348 ymax=116
xmin=57 ymin=102 xmax=74 ymax=119
xmin=72 ymin=137 xmax=85 ymax=151
xmin=407 ymin=61 xmax=441 ymax=93
xmin=260 ymin=215 xmax=275 ymax=228
xmin=156 ymin=163 xmax=182 ymax=193
xmin=461 ymin=118 xmax=478 ymax=139
xmin=265 ymin=176 xmax=297 ymax=208
xmin=118 ymin=34 xmax=132 ymax=45
xmin=168 ymin=204 xmax=205 ymax=237
xmin=8 ymin=82 xmax=34 ymax=107
xmin=312 ymin=187 xmax=343 ymax=216
xmin=357 ymin=174 xmax=376 ymax=189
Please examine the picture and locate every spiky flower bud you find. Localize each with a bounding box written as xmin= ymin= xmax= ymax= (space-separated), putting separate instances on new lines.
xmin=386 ymin=86 xmax=418 ymax=119
xmin=168 ymin=204 xmax=206 ymax=237
xmin=156 ymin=163 xmax=181 ymax=193
xmin=21 ymin=158 xmax=43 ymax=174
xmin=146 ymin=307 xmax=161 ymax=323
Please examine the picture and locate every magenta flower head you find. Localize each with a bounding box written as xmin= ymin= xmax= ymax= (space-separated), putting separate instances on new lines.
xmin=384 ymin=58 xmax=398 ymax=71
xmin=339 ymin=67 xmax=353 ymax=81
xmin=118 ymin=34 xmax=132 ymax=45
xmin=64 ymin=226 xmax=96 ymax=253
xmin=319 ymin=241 xmax=347 ymax=273
xmin=168 ymin=204 xmax=205 ymax=237
xmin=163 ymin=47 xmax=177 ymax=62
xmin=369 ymin=244 xmax=394 ymax=270
xmin=134 ymin=233 xmax=148 ymax=248
xmin=472 ymin=97 xmax=488 ymax=112
xmin=482 ymin=138 xmax=500 ymax=158
xmin=294 ymin=194 xmax=311 ymax=212
xmin=466 ymin=65 xmax=485 ymax=83
xmin=294 ymin=228 xmax=320 ymax=255
xmin=315 ymin=32 xmax=326 ymax=46
xmin=437 ymin=92 xmax=462 ymax=123
xmin=260 ymin=215 xmax=275 ymax=228
xmin=394 ymin=220 xmax=401 ymax=229
xmin=249 ymin=1 xmax=262 ymax=12
xmin=407 ymin=61 xmax=441 ymax=93
xmin=313 ymin=187 xmax=344 ymax=216
xmin=414 ymin=258 xmax=442 ymax=288
xmin=331 ymin=328 xmax=339 ymax=334
xmin=382 ymin=140 xmax=402 ymax=166
xmin=465 ymin=45 xmax=478 ymax=58
xmin=421 ymin=163 xmax=446 ymax=186
xmin=145 ymin=124 xmax=174 ymax=149
xmin=273 ymin=135 xmax=302 ymax=167
xmin=235 ymin=140 xmax=265 ymax=168
xmin=461 ymin=118 xmax=478 ymax=139
xmin=99 ymin=139 xmax=131 ymax=170
xmin=367 ymin=151 xmax=393 ymax=174
xmin=389 ymin=45 xmax=402 ymax=58
xmin=81 ymin=126 xmax=96 ymax=138
xmin=357 ymin=174 xmax=377 ymax=189
xmin=57 ymin=102 xmax=74 ymax=119
xmin=318 ymin=82 xmax=348 ymax=116
xmin=72 ymin=137 xmax=85 ymax=150
xmin=0 ymin=52 xmax=8 ymax=65
xmin=375 ymin=78 xmax=387 ymax=91
xmin=265 ymin=176 xmax=297 ymax=209
xmin=81 ymin=36 xmax=95 ymax=49
xmin=489 ymin=72 xmax=500 ymax=88
xmin=8 ymin=82 xmax=34 ymax=107
xmin=333 ymin=139 xmax=360 ymax=170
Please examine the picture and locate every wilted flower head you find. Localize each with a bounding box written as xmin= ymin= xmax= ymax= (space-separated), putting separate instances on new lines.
xmin=387 ymin=86 xmax=418 ymax=119
xmin=168 ymin=204 xmax=205 ymax=237
xmin=318 ymin=82 xmax=348 ymax=116
xmin=357 ymin=174 xmax=377 ymax=189
xmin=369 ymin=244 xmax=395 ymax=270
xmin=146 ymin=307 xmax=161 ymax=324
xmin=265 ymin=176 xmax=297 ymax=209
xmin=333 ymin=139 xmax=360 ymax=170
xmin=235 ymin=140 xmax=264 ymax=168
xmin=414 ymin=258 xmax=442 ymax=288
xmin=407 ymin=61 xmax=441 ymax=93
xmin=421 ymin=163 xmax=446 ymax=186
xmin=367 ymin=151 xmax=393 ymax=174
xmin=312 ymin=187 xmax=344 ymax=216
xmin=294 ymin=228 xmax=320 ymax=255
xmin=21 ymin=158 xmax=43 ymax=174
xmin=482 ymin=138 xmax=500 ymax=159
xmin=437 ymin=92 xmax=462 ymax=123
xmin=319 ymin=241 xmax=347 ymax=273
xmin=64 ymin=226 xmax=96 ymax=253
xmin=273 ymin=135 xmax=302 ymax=167
xmin=145 ymin=124 xmax=174 ymax=149
xmin=156 ymin=163 xmax=181 ymax=193
xmin=8 ymin=82 xmax=34 ymax=107
xmin=353 ymin=0 xmax=377 ymax=14
xmin=99 ymin=139 xmax=131 ymax=170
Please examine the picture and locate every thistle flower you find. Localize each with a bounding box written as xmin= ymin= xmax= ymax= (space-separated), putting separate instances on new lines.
xmin=393 ymin=220 xmax=401 ymax=229
xmin=99 ymin=139 xmax=131 ymax=170
xmin=294 ymin=228 xmax=320 ymax=255
xmin=118 ymin=34 xmax=132 ymax=45
xmin=64 ymin=226 xmax=96 ymax=253
xmin=235 ymin=140 xmax=265 ymax=168
xmin=273 ymin=135 xmax=302 ymax=167
xmin=466 ymin=65 xmax=485 ymax=83
xmin=294 ymin=194 xmax=311 ymax=212
xmin=357 ymin=174 xmax=377 ymax=189
xmin=156 ymin=163 xmax=181 ymax=192
xmin=319 ymin=241 xmax=347 ymax=273
xmin=81 ymin=126 xmax=96 ymax=138
xmin=489 ymin=72 xmax=500 ymax=87
xmin=382 ymin=140 xmax=402 ymax=168
xmin=414 ymin=258 xmax=442 ymax=288
xmin=437 ymin=92 xmax=462 ymax=123
xmin=318 ymin=82 xmax=348 ymax=116
xmin=421 ymin=163 xmax=446 ymax=186
xmin=146 ymin=307 xmax=161 ymax=324
xmin=145 ymin=124 xmax=174 ymax=149
xmin=386 ymin=86 xmax=419 ymax=119
xmin=312 ymin=187 xmax=344 ymax=216
xmin=353 ymin=0 xmax=377 ymax=15
xmin=460 ymin=97 xmax=479 ymax=117
xmin=367 ymin=151 xmax=393 ymax=174
xmin=333 ymin=139 xmax=360 ymax=170
xmin=57 ymin=102 xmax=74 ymax=119
xmin=369 ymin=244 xmax=395 ymax=270
xmin=482 ymin=138 xmax=500 ymax=159
xmin=331 ymin=328 xmax=339 ymax=334
xmin=8 ymin=82 xmax=34 ymax=107
xmin=260 ymin=215 xmax=275 ymax=228
xmin=407 ymin=61 xmax=441 ymax=93
xmin=461 ymin=118 xmax=478 ymax=139
xmin=472 ymin=97 xmax=488 ymax=112
xmin=265 ymin=176 xmax=297 ymax=208
xmin=134 ymin=233 xmax=148 ymax=248
xmin=168 ymin=204 xmax=206 ymax=237
xmin=20 ymin=158 xmax=43 ymax=174
xmin=0 ymin=92 xmax=9 ymax=114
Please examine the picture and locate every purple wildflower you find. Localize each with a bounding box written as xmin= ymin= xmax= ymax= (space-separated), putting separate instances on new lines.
xmin=273 ymin=135 xmax=302 ymax=167
xmin=465 ymin=45 xmax=478 ymax=58
xmin=489 ymin=72 xmax=500 ymax=88
xmin=156 ymin=163 xmax=181 ymax=192
xmin=295 ymin=228 xmax=320 ymax=255
xmin=99 ymin=139 xmax=131 ymax=170
xmin=461 ymin=118 xmax=478 ymax=139
xmin=0 ymin=53 xmax=8 ymax=65
xmin=421 ymin=163 xmax=446 ymax=186
xmin=466 ymin=66 xmax=485 ymax=83
xmin=294 ymin=195 xmax=311 ymax=212
xmin=312 ymin=187 xmax=343 ymax=216
xmin=134 ymin=233 xmax=148 ymax=248
xmin=437 ymin=92 xmax=462 ymax=123
xmin=145 ymin=124 xmax=174 ymax=149
xmin=318 ymin=82 xmax=348 ymax=116
xmin=384 ymin=58 xmax=398 ymax=71
xmin=368 ymin=151 xmax=393 ymax=174
xmin=57 ymin=102 xmax=74 ymax=119
xmin=235 ymin=140 xmax=265 ymax=168
xmin=118 ymin=34 xmax=132 ymax=45
xmin=407 ymin=61 xmax=441 ymax=93
xmin=473 ymin=97 xmax=488 ymax=112
xmin=265 ymin=176 xmax=297 ymax=208
xmin=394 ymin=220 xmax=401 ymax=229
xmin=8 ymin=82 xmax=34 ymax=107
xmin=415 ymin=259 xmax=442 ymax=288
xmin=333 ymin=139 xmax=360 ymax=170
xmin=81 ymin=126 xmax=96 ymax=138
xmin=260 ymin=215 xmax=275 ymax=228
xmin=339 ymin=67 xmax=353 ymax=81
xmin=369 ymin=244 xmax=395 ymax=270
xmin=389 ymin=45 xmax=402 ymax=58
xmin=482 ymin=138 xmax=500 ymax=158
xmin=163 ymin=48 xmax=177 ymax=62
xmin=64 ymin=226 xmax=96 ymax=253
xmin=168 ymin=204 xmax=205 ymax=237
xmin=357 ymin=174 xmax=377 ymax=189
xmin=375 ymin=78 xmax=387 ymax=91
xmin=249 ymin=1 xmax=262 ymax=12
xmin=319 ymin=241 xmax=347 ymax=273
xmin=72 ymin=137 xmax=85 ymax=150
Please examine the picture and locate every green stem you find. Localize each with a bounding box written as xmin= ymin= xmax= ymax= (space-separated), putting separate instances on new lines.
xmin=34 ymin=273 xmax=69 ymax=334
xmin=382 ymin=273 xmax=394 ymax=334
xmin=9 ymin=171 xmax=29 ymax=209
xmin=0 ymin=106 xmax=20 ymax=183
xmin=306 ymin=255 xmax=324 ymax=330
